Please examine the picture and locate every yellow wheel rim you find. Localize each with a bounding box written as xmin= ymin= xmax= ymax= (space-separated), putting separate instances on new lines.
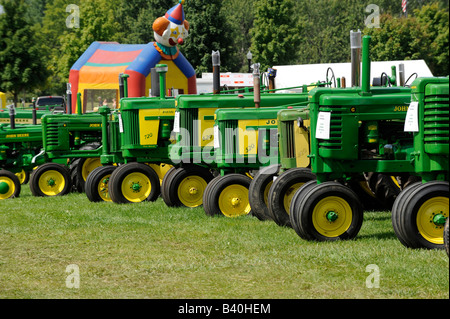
xmin=263 ymin=180 xmax=273 ymax=207
xmin=121 ymin=172 xmax=151 ymax=203
xmin=218 ymin=184 xmax=251 ymax=217
xmin=416 ymin=197 xmax=448 ymax=245
xmin=15 ymin=170 xmax=27 ymax=184
xmin=0 ymin=176 xmax=15 ymax=199
xmin=283 ymin=182 xmax=304 ymax=214
xmin=312 ymin=196 xmax=352 ymax=238
xmin=177 ymin=175 xmax=208 ymax=207
xmin=97 ymin=174 xmax=112 ymax=202
xmin=82 ymin=158 xmax=102 ymax=181
xmin=38 ymin=170 xmax=66 ymax=196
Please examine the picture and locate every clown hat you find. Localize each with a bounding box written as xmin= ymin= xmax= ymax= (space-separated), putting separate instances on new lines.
xmin=165 ymin=0 xmax=186 ymax=25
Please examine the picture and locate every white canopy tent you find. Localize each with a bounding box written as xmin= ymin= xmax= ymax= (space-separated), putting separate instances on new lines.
xmin=272 ymin=60 xmax=433 ymax=92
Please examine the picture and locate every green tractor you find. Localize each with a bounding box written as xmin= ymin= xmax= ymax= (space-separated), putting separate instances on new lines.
xmin=29 ymin=85 xmax=109 ymax=197
xmin=0 ymin=99 xmax=69 ymax=199
xmin=202 ymin=103 xmax=309 ymax=218
xmin=283 ymin=35 xmax=448 ymax=249
xmin=0 ymin=123 xmax=45 ymax=199
xmin=164 ymin=72 xmax=313 ymax=211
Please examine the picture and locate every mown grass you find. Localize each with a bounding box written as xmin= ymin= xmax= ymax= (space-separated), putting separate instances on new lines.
xmin=0 ymin=186 xmax=448 ymax=299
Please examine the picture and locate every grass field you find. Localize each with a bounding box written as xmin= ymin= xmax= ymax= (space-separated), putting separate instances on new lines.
xmin=0 ymin=186 xmax=448 ymax=299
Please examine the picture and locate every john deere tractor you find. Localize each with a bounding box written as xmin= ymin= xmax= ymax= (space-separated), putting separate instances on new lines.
xmin=0 ymin=123 xmax=45 ymax=199
xmin=164 ymin=76 xmax=312 ymax=211
xmin=284 ymin=35 xmax=448 ymax=250
xmin=0 ymin=100 xmax=68 ymax=199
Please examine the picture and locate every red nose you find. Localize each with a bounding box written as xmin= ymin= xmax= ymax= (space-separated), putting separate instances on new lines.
xmin=178 ymin=38 xmax=184 ymax=45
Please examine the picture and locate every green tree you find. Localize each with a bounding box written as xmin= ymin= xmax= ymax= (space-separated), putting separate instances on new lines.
xmin=0 ymin=0 xmax=49 ymax=105
xmin=222 ymin=0 xmax=255 ymax=72
xmin=364 ymin=3 xmax=449 ymax=77
xmin=116 ymin=0 xmax=174 ymax=44
xmin=415 ymin=2 xmax=449 ymax=75
xmin=42 ymin=0 xmax=120 ymax=93
xmin=183 ymin=0 xmax=236 ymax=75
xmin=250 ymin=0 xmax=300 ymax=71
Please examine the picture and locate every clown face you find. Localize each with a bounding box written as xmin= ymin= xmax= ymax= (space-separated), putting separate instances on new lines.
xmin=153 ymin=18 xmax=189 ymax=48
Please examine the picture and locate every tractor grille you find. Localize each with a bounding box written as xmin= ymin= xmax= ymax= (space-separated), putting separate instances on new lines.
xmin=317 ymin=105 xmax=344 ymax=151
xmin=284 ymin=121 xmax=295 ymax=159
xmin=123 ymin=110 xmax=140 ymax=146
xmin=45 ymin=123 xmax=60 ymax=148
xmin=423 ymin=92 xmax=449 ymax=154
xmin=224 ymin=120 xmax=238 ymax=155
xmin=181 ymin=109 xmax=198 ymax=147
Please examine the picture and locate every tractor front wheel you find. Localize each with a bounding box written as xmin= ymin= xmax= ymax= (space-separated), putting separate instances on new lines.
xmin=203 ymin=174 xmax=252 ymax=218
xmin=248 ymin=164 xmax=280 ymax=221
xmin=393 ymin=181 xmax=449 ymax=250
xmin=85 ymin=165 xmax=117 ymax=202
xmin=108 ymin=163 xmax=160 ymax=204
xmin=30 ymin=163 xmax=71 ymax=197
xmin=267 ymin=167 xmax=316 ymax=227
xmin=290 ymin=181 xmax=364 ymax=241
xmin=0 ymin=170 xmax=21 ymax=200
xmin=162 ymin=165 xmax=214 ymax=208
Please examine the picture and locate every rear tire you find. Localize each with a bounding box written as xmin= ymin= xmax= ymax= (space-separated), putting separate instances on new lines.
xmin=444 ymin=218 xmax=449 ymax=257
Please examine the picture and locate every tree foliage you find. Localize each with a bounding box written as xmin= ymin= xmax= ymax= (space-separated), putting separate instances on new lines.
xmin=0 ymin=0 xmax=448 ymax=98
xmin=250 ymin=0 xmax=300 ymax=71
xmin=0 ymin=0 xmax=48 ymax=104
xmin=364 ymin=3 xmax=449 ymax=76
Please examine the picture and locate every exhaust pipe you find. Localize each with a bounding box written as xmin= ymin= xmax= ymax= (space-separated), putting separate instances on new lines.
xmin=212 ymin=51 xmax=220 ymax=95
xmin=150 ymin=68 xmax=160 ymax=97
xmin=399 ymin=63 xmax=405 ymax=86
xmin=7 ymin=104 xmax=15 ymax=129
xmin=350 ymin=30 xmax=362 ymax=87
xmin=253 ymin=63 xmax=261 ymax=108
xmin=268 ymin=68 xmax=277 ymax=93
xmin=155 ymin=64 xmax=168 ymax=99
xmin=66 ymin=83 xmax=72 ymax=115
xmin=361 ymin=35 xmax=372 ymax=95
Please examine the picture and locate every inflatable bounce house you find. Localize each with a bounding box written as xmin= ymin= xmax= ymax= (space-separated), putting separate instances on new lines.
xmin=68 ymin=0 xmax=196 ymax=113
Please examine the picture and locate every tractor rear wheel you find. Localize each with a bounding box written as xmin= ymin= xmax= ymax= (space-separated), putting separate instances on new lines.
xmin=444 ymin=218 xmax=449 ymax=257
xmin=203 ymin=174 xmax=252 ymax=217
xmin=0 ymin=170 xmax=21 ymax=200
xmin=290 ymin=181 xmax=364 ymax=241
xmin=267 ymin=168 xmax=316 ymax=227
xmin=248 ymin=164 xmax=280 ymax=221
xmin=109 ymin=162 xmax=160 ymax=204
xmin=85 ymin=165 xmax=116 ymax=202
xmin=395 ymin=181 xmax=449 ymax=250
xmin=15 ymin=169 xmax=30 ymax=185
xmin=367 ymin=173 xmax=401 ymax=210
xmin=30 ymin=163 xmax=72 ymax=197
xmin=70 ymin=142 xmax=102 ymax=193
xmin=163 ymin=165 xmax=214 ymax=208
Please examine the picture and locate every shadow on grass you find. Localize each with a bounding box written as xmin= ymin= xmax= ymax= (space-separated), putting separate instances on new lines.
xmin=357 ymin=231 xmax=398 ymax=241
